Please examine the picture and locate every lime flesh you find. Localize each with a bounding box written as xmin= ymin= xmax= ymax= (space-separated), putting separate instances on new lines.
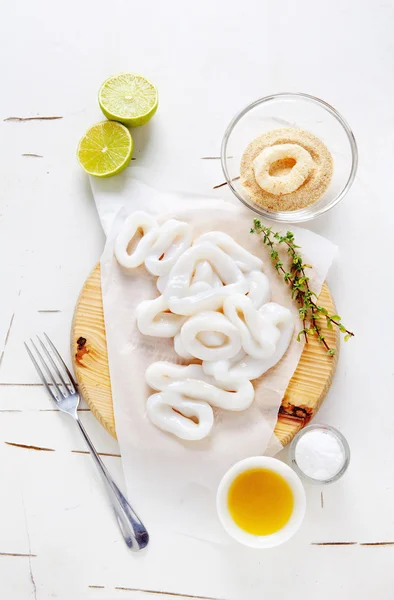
xmin=77 ymin=120 xmax=133 ymax=178
xmin=98 ymin=72 xmax=158 ymax=127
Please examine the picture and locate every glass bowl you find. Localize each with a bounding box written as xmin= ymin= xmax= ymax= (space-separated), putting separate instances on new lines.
xmin=289 ymin=424 xmax=350 ymax=485
xmin=221 ymin=93 xmax=358 ymax=223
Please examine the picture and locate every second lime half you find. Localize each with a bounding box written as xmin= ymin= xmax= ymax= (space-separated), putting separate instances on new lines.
xmin=99 ymin=72 xmax=158 ymax=127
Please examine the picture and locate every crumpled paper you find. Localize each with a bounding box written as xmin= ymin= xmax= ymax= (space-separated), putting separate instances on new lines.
xmin=91 ymin=170 xmax=336 ymax=600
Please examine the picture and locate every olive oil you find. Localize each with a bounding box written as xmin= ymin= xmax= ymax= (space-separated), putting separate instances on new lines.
xmin=228 ymin=468 xmax=293 ymax=536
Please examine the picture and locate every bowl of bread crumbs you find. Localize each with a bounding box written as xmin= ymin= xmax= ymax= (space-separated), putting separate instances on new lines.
xmin=221 ymin=93 xmax=358 ymax=223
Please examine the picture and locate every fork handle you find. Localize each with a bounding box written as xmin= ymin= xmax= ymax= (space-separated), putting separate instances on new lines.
xmin=75 ymin=417 xmax=149 ymax=551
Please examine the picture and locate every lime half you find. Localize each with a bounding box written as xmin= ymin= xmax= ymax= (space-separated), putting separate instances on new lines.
xmin=98 ymin=73 xmax=158 ymax=127
xmin=77 ymin=120 xmax=133 ymax=178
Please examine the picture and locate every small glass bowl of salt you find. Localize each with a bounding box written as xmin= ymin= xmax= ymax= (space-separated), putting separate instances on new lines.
xmin=290 ymin=424 xmax=350 ymax=484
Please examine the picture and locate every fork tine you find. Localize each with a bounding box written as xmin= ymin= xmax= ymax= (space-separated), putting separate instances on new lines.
xmin=24 ymin=342 xmax=58 ymax=402
xmin=37 ymin=335 xmax=69 ymax=397
xmin=30 ymin=339 xmax=62 ymax=401
xmin=44 ymin=332 xmax=77 ymax=393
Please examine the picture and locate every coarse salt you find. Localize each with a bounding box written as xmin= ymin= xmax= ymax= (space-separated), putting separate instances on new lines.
xmin=294 ymin=428 xmax=345 ymax=481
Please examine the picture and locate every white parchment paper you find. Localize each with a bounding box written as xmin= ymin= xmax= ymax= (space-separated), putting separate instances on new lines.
xmin=92 ymin=171 xmax=336 ymax=599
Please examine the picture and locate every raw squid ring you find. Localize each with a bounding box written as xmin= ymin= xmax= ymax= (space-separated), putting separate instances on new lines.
xmin=193 ymin=231 xmax=263 ymax=273
xmin=173 ymin=334 xmax=194 ymax=359
xmin=163 ymin=242 xmax=248 ymax=316
xmin=223 ymin=294 xmax=280 ymax=359
xmin=136 ymin=295 xmax=187 ymax=338
xmin=158 ymin=259 xmax=224 ymax=296
xmin=177 ymin=268 xmax=264 ymax=352
xmin=174 ymin=326 xmax=228 ymax=359
xmin=114 ymin=212 xmax=193 ymax=276
xmin=176 ymin=311 xmax=242 ymax=361
xmin=196 ymin=331 xmax=226 ymax=347
xmin=144 ymin=219 xmax=193 ymax=276
xmin=252 ymin=143 xmax=315 ymax=195
xmin=191 ymin=260 xmax=223 ymax=290
xmin=156 ymin=274 xmax=169 ymax=294
xmin=245 ymin=271 xmax=271 ymax=308
xmin=146 ymin=361 xmax=255 ymax=412
xmin=147 ymin=391 xmax=214 ymax=441
xmin=115 ymin=211 xmax=159 ymax=269
xmin=202 ymin=302 xmax=294 ymax=382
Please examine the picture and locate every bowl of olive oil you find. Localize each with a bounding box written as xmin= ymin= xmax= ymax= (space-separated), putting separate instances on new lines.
xmin=216 ymin=456 xmax=306 ymax=548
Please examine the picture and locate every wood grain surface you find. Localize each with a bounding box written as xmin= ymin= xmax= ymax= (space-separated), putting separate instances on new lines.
xmin=72 ymin=264 xmax=339 ymax=445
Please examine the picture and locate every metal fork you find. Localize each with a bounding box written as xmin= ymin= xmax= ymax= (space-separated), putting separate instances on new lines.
xmin=25 ymin=333 xmax=149 ymax=551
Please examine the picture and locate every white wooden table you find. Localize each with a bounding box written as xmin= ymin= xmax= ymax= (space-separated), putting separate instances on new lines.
xmin=1 ymin=1 xmax=393 ymax=598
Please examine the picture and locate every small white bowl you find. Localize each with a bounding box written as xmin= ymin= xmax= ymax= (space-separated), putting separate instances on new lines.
xmin=216 ymin=456 xmax=306 ymax=548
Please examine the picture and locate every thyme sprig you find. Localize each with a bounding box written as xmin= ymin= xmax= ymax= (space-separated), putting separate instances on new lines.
xmin=250 ymin=219 xmax=354 ymax=356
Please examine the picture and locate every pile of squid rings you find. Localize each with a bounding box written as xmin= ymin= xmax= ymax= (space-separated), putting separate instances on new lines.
xmin=115 ymin=211 xmax=294 ymax=441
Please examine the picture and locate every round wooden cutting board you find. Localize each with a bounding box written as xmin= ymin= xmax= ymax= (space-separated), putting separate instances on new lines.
xmin=72 ymin=264 xmax=339 ymax=446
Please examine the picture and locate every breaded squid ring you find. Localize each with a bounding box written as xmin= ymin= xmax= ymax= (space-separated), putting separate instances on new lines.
xmin=253 ymin=143 xmax=314 ymax=195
